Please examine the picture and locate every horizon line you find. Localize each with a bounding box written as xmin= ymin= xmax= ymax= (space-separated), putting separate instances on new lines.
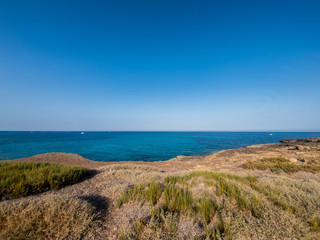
xmin=1 ymin=130 xmax=320 ymax=133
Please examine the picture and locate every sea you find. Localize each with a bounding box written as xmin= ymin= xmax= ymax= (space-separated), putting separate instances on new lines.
xmin=0 ymin=131 xmax=319 ymax=162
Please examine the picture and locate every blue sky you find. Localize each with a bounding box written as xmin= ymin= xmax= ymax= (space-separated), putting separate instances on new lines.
xmin=0 ymin=0 xmax=319 ymax=131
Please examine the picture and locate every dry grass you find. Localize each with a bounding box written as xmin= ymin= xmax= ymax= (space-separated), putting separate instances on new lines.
xmin=0 ymin=162 xmax=89 ymax=200
xmin=0 ymin=195 xmax=100 ymax=240
xmin=115 ymin=170 xmax=320 ymax=240
xmin=102 ymin=164 xmax=166 ymax=183
xmin=257 ymin=176 xmax=320 ymax=227
xmin=243 ymin=157 xmax=320 ymax=174
xmin=308 ymin=217 xmax=320 ymax=232
xmin=3 ymin=161 xmax=316 ymax=239
xmin=115 ymin=182 xmax=164 ymax=208
xmin=100 ymin=164 xmax=168 ymax=199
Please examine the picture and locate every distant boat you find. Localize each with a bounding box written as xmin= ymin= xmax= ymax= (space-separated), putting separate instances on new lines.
xmin=269 ymin=134 xmax=273 ymax=136
xmin=81 ymin=132 xmax=84 ymax=135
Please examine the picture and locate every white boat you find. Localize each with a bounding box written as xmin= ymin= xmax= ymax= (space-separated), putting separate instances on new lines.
xmin=81 ymin=132 xmax=84 ymax=135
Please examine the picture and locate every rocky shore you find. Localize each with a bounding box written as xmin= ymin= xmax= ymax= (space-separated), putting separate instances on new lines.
xmin=6 ymin=137 xmax=320 ymax=179
xmin=6 ymin=137 xmax=320 ymax=165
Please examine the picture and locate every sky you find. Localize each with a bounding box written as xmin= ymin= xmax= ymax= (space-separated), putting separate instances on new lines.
xmin=0 ymin=0 xmax=319 ymax=131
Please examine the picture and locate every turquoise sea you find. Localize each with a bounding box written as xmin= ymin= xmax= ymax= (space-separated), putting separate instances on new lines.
xmin=0 ymin=132 xmax=319 ymax=162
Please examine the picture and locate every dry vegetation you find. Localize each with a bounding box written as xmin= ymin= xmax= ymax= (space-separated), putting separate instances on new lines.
xmin=0 ymin=195 xmax=100 ymax=240
xmin=115 ymin=171 xmax=320 ymax=240
xmin=1 ymin=141 xmax=320 ymax=239
xmin=1 ymin=162 xmax=320 ymax=239
xmin=242 ymin=157 xmax=320 ymax=174
xmin=0 ymin=162 xmax=89 ymax=200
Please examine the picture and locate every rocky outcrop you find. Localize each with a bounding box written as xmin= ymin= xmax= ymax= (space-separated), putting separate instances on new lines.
xmin=280 ymin=138 xmax=320 ymax=143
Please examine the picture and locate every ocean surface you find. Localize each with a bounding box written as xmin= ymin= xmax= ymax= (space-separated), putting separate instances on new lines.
xmin=0 ymin=132 xmax=319 ymax=162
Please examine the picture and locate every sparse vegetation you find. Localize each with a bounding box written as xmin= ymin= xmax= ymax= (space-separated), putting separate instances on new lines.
xmin=165 ymin=171 xmax=262 ymax=217
xmin=242 ymin=157 xmax=320 ymax=174
xmin=116 ymin=175 xmax=226 ymax=239
xmin=115 ymin=170 xmax=320 ymax=239
xmin=116 ymin=182 xmax=164 ymax=208
xmin=0 ymin=195 xmax=100 ymax=240
xmin=0 ymin=162 xmax=89 ymax=200
xmin=1 ymin=156 xmax=320 ymax=239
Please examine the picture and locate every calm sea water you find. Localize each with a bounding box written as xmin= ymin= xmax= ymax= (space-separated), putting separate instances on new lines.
xmin=0 ymin=132 xmax=319 ymax=162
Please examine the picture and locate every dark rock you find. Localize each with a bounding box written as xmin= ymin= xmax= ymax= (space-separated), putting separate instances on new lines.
xmin=280 ymin=138 xmax=320 ymax=143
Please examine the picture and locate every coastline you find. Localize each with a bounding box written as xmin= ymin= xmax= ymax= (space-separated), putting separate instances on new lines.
xmin=2 ymin=131 xmax=320 ymax=163
xmin=2 ymin=138 xmax=320 ymax=239
xmin=4 ymin=137 xmax=320 ymax=180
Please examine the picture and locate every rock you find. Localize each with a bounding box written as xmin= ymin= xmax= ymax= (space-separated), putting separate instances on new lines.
xmin=288 ymin=146 xmax=299 ymax=150
xmin=288 ymin=157 xmax=298 ymax=163
xmin=297 ymin=146 xmax=311 ymax=151
xmin=280 ymin=138 xmax=320 ymax=143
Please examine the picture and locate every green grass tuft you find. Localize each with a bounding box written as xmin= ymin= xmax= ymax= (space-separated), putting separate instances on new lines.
xmin=115 ymin=182 xmax=163 ymax=207
xmin=0 ymin=162 xmax=89 ymax=200
xmin=163 ymin=184 xmax=193 ymax=212
xmin=198 ymin=198 xmax=218 ymax=225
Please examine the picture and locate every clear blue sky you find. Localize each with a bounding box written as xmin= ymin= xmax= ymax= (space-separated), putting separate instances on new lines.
xmin=0 ymin=0 xmax=319 ymax=131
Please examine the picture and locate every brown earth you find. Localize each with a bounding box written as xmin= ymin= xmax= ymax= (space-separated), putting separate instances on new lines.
xmin=2 ymin=138 xmax=320 ymax=239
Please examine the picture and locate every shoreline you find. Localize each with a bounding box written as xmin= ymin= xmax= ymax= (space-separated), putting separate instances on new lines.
xmin=2 ymin=138 xmax=320 ymax=239
xmin=4 ymin=137 xmax=320 ymax=177
xmin=1 ymin=132 xmax=320 ymax=163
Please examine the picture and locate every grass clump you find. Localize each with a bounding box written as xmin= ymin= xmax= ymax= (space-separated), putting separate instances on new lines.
xmin=198 ymin=198 xmax=218 ymax=225
xmin=165 ymin=171 xmax=262 ymax=217
xmin=116 ymin=174 xmax=226 ymax=239
xmin=165 ymin=171 xmax=258 ymax=186
xmin=206 ymin=226 xmax=223 ymax=240
xmin=116 ymin=182 xmax=163 ymax=208
xmin=163 ymin=184 xmax=193 ymax=212
xmin=0 ymin=162 xmax=89 ymax=200
xmin=0 ymin=195 xmax=99 ymax=240
xmin=115 ymin=170 xmax=320 ymax=239
xmin=243 ymin=157 xmax=320 ymax=174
